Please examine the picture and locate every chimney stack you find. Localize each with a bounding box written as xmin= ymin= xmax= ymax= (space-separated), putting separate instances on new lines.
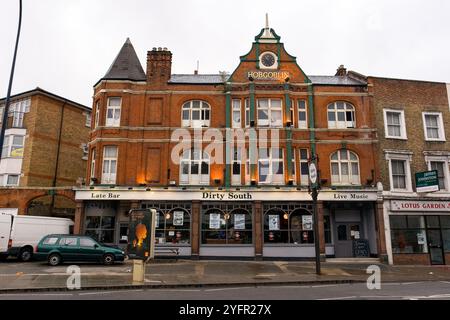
xmin=335 ymin=64 xmax=347 ymax=76
xmin=147 ymin=47 xmax=172 ymax=84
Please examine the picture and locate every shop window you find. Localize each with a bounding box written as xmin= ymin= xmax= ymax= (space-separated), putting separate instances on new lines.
xmin=324 ymin=215 xmax=332 ymax=244
xmin=201 ymin=208 xmax=252 ymax=245
xmin=258 ymin=147 xmax=284 ymax=184
xmin=389 ymin=215 xmax=428 ymax=254
xmin=257 ymin=99 xmax=282 ymax=128
xmin=327 ymin=101 xmax=355 ymax=129
xmin=179 ymin=149 xmax=210 ymax=185
xmin=181 ymin=100 xmax=210 ymax=128
xmin=232 ymin=99 xmax=241 ymax=128
xmin=153 ymin=208 xmax=191 ymax=245
xmin=264 ymin=208 xmax=314 ymax=244
xmin=85 ymin=215 xmax=116 ymax=243
xmin=105 ymin=97 xmax=121 ymax=127
xmin=384 ymin=109 xmax=407 ymax=139
xmin=330 ymin=149 xmax=360 ymax=185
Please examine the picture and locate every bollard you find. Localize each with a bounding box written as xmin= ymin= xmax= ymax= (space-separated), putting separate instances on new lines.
xmin=132 ymin=259 xmax=145 ymax=283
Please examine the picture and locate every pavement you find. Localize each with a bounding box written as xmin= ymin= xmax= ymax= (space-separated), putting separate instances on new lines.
xmin=0 ymin=258 xmax=449 ymax=293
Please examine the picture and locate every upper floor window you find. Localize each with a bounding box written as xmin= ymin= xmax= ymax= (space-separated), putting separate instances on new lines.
xmin=1 ymin=135 xmax=24 ymax=158
xmin=101 ymin=146 xmax=118 ymax=184
xmin=85 ymin=113 xmax=91 ymax=127
xmin=422 ymin=112 xmax=445 ymax=141
xmin=385 ymin=152 xmax=413 ymax=192
xmin=94 ymin=101 xmax=100 ymax=128
xmin=426 ymin=155 xmax=450 ymax=192
xmin=327 ymin=102 xmax=355 ymax=129
xmin=9 ymin=99 xmax=31 ymax=128
xmin=90 ymin=148 xmax=96 ymax=182
xmin=299 ymin=148 xmax=309 ymax=185
xmin=257 ymin=99 xmax=282 ymax=128
xmin=258 ymin=148 xmax=284 ymax=184
xmin=330 ymin=149 xmax=360 ymax=185
xmin=232 ymin=148 xmax=243 ymax=185
xmin=383 ymin=109 xmax=407 ymax=139
xmin=244 ymin=99 xmax=250 ymax=127
xmin=181 ymin=100 xmax=210 ymax=128
xmin=180 ymin=149 xmax=210 ymax=185
xmin=232 ymin=99 xmax=241 ymax=128
xmin=298 ymin=100 xmax=307 ymax=129
xmin=105 ymin=97 xmax=121 ymax=127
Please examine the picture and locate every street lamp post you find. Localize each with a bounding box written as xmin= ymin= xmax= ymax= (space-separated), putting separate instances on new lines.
xmin=0 ymin=0 xmax=23 ymax=157
xmin=309 ymin=155 xmax=321 ymax=275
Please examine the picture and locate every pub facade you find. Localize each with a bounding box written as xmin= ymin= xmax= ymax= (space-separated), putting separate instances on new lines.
xmin=74 ymin=23 xmax=386 ymax=261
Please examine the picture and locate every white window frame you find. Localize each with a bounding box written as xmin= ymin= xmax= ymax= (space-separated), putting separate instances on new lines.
xmin=289 ymin=150 xmax=297 ymax=184
xmin=257 ymin=99 xmax=283 ymax=128
xmin=244 ymin=99 xmax=250 ymax=128
xmin=426 ymin=156 xmax=450 ymax=192
xmin=258 ymin=147 xmax=284 ymax=185
xmin=245 ymin=148 xmax=251 ymax=185
xmin=232 ymin=99 xmax=241 ymax=129
xmin=94 ymin=101 xmax=100 ymax=128
xmin=1 ymin=134 xmax=24 ymax=158
xmin=85 ymin=113 xmax=91 ymax=127
xmin=179 ymin=149 xmax=210 ymax=185
xmin=6 ymin=174 xmax=19 ymax=186
xmin=330 ymin=149 xmax=361 ymax=185
xmin=9 ymin=99 xmax=30 ymax=128
xmin=385 ymin=152 xmax=413 ymax=192
xmin=297 ymin=100 xmax=308 ymax=129
xmin=90 ymin=148 xmax=96 ymax=181
xmin=422 ymin=112 xmax=445 ymax=141
xmin=81 ymin=143 xmax=88 ymax=160
xmin=299 ymin=148 xmax=309 ymax=185
xmin=327 ymin=101 xmax=355 ymax=129
xmin=105 ymin=97 xmax=121 ymax=127
xmin=231 ymin=147 xmax=242 ymax=185
xmin=383 ymin=109 xmax=407 ymax=139
xmin=181 ymin=100 xmax=210 ymax=128
xmin=101 ymin=146 xmax=118 ymax=184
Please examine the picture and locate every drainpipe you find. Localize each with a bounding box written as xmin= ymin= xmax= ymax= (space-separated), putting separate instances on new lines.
xmin=50 ymin=100 xmax=66 ymax=216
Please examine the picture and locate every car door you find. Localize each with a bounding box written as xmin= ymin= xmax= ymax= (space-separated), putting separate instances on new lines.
xmin=58 ymin=237 xmax=80 ymax=261
xmin=79 ymin=237 xmax=103 ymax=262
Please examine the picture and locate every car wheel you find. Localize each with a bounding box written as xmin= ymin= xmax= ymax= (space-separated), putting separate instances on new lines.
xmin=103 ymin=254 xmax=115 ymax=265
xmin=48 ymin=253 xmax=61 ymax=266
xmin=19 ymin=248 xmax=33 ymax=262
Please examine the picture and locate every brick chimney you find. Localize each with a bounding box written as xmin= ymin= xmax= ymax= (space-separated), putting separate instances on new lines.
xmin=147 ymin=47 xmax=172 ymax=84
xmin=335 ymin=64 xmax=347 ymax=76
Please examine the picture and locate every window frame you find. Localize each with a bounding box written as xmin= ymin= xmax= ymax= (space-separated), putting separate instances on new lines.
xmin=385 ymin=152 xmax=413 ymax=192
xmin=330 ymin=149 xmax=361 ymax=186
xmin=257 ymin=98 xmax=283 ymax=128
xmin=422 ymin=112 xmax=446 ymax=142
xmin=258 ymin=147 xmax=284 ymax=185
xmin=179 ymin=149 xmax=210 ymax=185
xmin=232 ymin=99 xmax=241 ymax=129
xmin=105 ymin=97 xmax=121 ymax=127
xmin=426 ymin=156 xmax=450 ymax=192
xmin=181 ymin=100 xmax=211 ymax=128
xmin=297 ymin=100 xmax=308 ymax=129
xmin=383 ymin=109 xmax=407 ymax=140
xmin=94 ymin=101 xmax=100 ymax=128
xmin=327 ymin=101 xmax=355 ymax=129
xmin=101 ymin=146 xmax=118 ymax=185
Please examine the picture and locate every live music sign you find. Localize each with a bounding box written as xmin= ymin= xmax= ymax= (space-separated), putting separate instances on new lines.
xmin=391 ymin=200 xmax=450 ymax=212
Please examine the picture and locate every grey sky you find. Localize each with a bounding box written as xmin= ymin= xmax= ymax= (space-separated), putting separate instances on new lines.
xmin=1 ymin=0 xmax=449 ymax=107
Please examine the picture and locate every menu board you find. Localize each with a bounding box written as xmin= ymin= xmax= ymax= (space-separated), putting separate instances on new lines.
xmin=173 ymin=211 xmax=184 ymax=226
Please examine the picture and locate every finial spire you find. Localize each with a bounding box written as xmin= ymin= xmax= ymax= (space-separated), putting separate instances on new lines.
xmin=265 ymin=13 xmax=269 ymax=29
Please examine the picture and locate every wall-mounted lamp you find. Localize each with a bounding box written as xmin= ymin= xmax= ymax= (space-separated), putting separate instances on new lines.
xmin=287 ymin=180 xmax=294 ymax=186
xmin=214 ymin=178 xmax=221 ymax=185
xmin=165 ymin=213 xmax=171 ymax=220
xmin=146 ymin=187 xmax=151 ymax=191
xmin=283 ymin=213 xmax=289 ymax=220
xmin=251 ymin=180 xmax=257 ymax=186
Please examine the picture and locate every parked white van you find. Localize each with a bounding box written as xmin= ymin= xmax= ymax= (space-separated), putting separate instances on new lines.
xmin=0 ymin=214 xmax=74 ymax=261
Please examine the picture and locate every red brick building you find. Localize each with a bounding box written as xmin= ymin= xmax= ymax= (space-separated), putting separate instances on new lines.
xmin=75 ymin=25 xmax=386 ymax=260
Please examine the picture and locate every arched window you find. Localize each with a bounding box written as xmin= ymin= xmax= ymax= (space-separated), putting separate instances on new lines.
xmin=181 ymin=100 xmax=210 ymax=128
xmin=327 ymin=101 xmax=355 ymax=129
xmin=263 ymin=208 xmax=314 ymax=244
xmin=153 ymin=208 xmax=191 ymax=244
xmin=201 ymin=208 xmax=252 ymax=244
xmin=330 ymin=149 xmax=360 ymax=185
xmin=180 ymin=149 xmax=210 ymax=185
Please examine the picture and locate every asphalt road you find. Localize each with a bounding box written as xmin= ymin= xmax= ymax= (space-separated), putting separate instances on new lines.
xmin=1 ymin=281 xmax=450 ymax=300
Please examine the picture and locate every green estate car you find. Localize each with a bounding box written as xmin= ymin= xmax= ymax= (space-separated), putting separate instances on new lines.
xmin=34 ymin=235 xmax=126 ymax=266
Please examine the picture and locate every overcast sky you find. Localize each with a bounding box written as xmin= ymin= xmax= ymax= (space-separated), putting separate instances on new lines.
xmin=0 ymin=0 xmax=449 ymax=107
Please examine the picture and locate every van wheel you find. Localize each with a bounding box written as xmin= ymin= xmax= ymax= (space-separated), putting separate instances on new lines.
xmin=103 ymin=254 xmax=115 ymax=265
xmin=19 ymin=247 xmax=33 ymax=262
xmin=48 ymin=253 xmax=61 ymax=266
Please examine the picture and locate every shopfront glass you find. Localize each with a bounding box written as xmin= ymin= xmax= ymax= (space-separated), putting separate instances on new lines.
xmin=264 ymin=208 xmax=314 ymax=244
xmin=390 ymin=216 xmax=428 ymax=254
xmin=201 ymin=208 xmax=252 ymax=244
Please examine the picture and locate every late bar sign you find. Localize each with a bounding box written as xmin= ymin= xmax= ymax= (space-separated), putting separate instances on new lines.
xmin=391 ymin=200 xmax=450 ymax=212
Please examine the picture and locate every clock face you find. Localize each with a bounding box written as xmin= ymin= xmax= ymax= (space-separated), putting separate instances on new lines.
xmin=261 ymin=53 xmax=276 ymax=67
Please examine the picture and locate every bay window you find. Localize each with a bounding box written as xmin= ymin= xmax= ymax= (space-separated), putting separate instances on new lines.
xmin=105 ymin=97 xmax=121 ymax=127
xmin=101 ymin=146 xmax=118 ymax=184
